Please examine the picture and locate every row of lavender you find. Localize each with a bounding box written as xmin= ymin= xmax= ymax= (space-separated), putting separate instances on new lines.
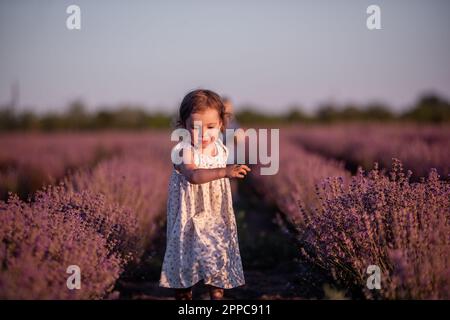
xmin=253 ymin=129 xmax=449 ymax=299
xmin=0 ymin=132 xmax=168 ymax=200
xmin=289 ymin=123 xmax=450 ymax=179
xmin=0 ymin=132 xmax=172 ymax=299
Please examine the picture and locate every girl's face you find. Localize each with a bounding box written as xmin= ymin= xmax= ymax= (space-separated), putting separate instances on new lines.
xmin=186 ymin=108 xmax=222 ymax=149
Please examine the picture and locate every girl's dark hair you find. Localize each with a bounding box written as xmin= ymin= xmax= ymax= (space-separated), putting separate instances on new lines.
xmin=177 ymin=89 xmax=230 ymax=132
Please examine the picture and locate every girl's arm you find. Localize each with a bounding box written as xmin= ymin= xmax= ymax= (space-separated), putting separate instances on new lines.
xmin=175 ymin=147 xmax=250 ymax=185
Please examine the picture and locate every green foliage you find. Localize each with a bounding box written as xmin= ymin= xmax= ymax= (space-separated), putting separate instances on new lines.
xmin=0 ymin=93 xmax=448 ymax=131
xmin=0 ymin=101 xmax=174 ymax=131
xmin=315 ymin=103 xmax=395 ymax=123
xmin=402 ymin=94 xmax=450 ymax=123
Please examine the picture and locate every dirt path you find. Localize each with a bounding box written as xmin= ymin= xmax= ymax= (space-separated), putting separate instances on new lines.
xmin=116 ymin=178 xmax=327 ymax=300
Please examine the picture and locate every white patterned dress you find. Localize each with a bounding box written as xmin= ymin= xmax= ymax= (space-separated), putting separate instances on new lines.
xmin=159 ymin=139 xmax=245 ymax=289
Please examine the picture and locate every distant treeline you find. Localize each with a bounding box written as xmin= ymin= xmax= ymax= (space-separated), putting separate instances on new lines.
xmin=1 ymin=93 xmax=449 ymax=131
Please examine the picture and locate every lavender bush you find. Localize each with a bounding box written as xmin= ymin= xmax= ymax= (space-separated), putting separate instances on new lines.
xmin=253 ymin=128 xmax=449 ymax=299
xmin=0 ymin=188 xmax=124 ymax=299
xmin=0 ymin=131 xmax=172 ymax=299
xmin=298 ymin=160 xmax=450 ymax=299
xmin=67 ymin=134 xmax=171 ymax=258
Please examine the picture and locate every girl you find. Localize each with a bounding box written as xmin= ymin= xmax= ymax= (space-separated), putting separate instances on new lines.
xmin=159 ymin=89 xmax=250 ymax=300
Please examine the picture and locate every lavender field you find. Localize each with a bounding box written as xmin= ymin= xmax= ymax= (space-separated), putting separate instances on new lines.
xmin=289 ymin=123 xmax=450 ymax=179
xmin=253 ymin=127 xmax=449 ymax=299
xmin=0 ymin=124 xmax=449 ymax=299
xmin=0 ymin=131 xmax=172 ymax=299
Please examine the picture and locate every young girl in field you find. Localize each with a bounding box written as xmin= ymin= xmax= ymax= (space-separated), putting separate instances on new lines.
xmin=159 ymin=89 xmax=250 ymax=300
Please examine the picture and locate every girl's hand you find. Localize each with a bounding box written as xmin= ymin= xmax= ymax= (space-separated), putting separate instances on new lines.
xmin=226 ymin=164 xmax=251 ymax=179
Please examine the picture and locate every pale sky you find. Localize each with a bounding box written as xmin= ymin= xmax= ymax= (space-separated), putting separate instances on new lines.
xmin=1 ymin=0 xmax=449 ymax=114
